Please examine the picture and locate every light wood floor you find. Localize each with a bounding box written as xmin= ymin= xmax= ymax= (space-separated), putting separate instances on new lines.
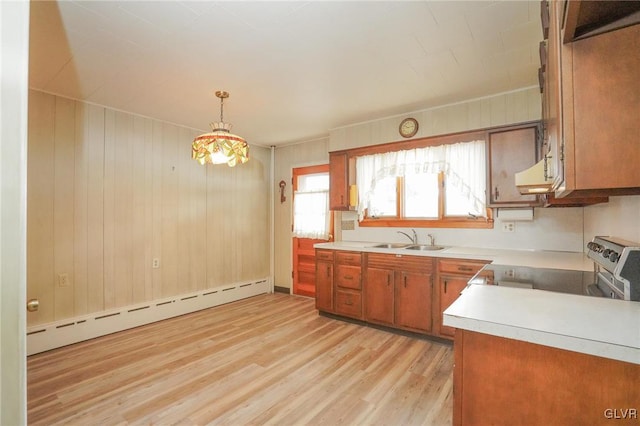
xmin=28 ymin=293 xmax=453 ymax=425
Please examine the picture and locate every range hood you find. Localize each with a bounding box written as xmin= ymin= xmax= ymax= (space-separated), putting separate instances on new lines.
xmin=515 ymin=159 xmax=554 ymax=194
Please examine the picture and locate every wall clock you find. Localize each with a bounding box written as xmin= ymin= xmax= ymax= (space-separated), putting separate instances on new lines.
xmin=399 ymin=117 xmax=419 ymax=138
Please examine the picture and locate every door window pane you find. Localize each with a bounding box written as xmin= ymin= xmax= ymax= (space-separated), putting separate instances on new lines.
xmin=298 ymin=173 xmax=329 ymax=192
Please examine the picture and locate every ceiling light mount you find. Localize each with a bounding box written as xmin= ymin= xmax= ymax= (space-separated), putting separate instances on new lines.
xmin=192 ymin=90 xmax=249 ymax=167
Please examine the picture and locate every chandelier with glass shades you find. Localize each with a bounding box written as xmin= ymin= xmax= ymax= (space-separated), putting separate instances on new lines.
xmin=192 ymin=90 xmax=249 ymax=167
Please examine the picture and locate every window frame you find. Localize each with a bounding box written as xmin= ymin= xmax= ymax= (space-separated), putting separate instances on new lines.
xmin=343 ymin=128 xmax=495 ymax=229
xmin=360 ymin=172 xmax=494 ymax=229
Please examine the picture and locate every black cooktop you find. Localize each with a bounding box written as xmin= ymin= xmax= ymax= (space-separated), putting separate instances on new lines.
xmin=470 ymin=264 xmax=603 ymax=297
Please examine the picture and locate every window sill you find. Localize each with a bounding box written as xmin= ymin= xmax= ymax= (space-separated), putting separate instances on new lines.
xmin=359 ymin=218 xmax=494 ymax=229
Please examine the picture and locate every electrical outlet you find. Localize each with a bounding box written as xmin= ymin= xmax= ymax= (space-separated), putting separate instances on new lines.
xmin=152 ymin=258 xmax=160 ymax=269
xmin=501 ymin=221 xmax=515 ymax=233
xmin=504 ymin=269 xmax=515 ymax=279
xmin=58 ymin=273 xmax=70 ymax=287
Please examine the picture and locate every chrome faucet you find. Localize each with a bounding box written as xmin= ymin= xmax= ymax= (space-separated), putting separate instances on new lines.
xmin=427 ymin=234 xmax=435 ymax=246
xmin=397 ymin=229 xmax=418 ymax=244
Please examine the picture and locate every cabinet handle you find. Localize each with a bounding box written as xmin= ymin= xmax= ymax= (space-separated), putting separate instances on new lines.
xmin=344 ymin=275 xmax=353 ymax=280
xmin=444 ymin=280 xmax=448 ymax=293
xmin=340 ymin=195 xmax=344 ymax=204
xmin=326 ymin=266 xmax=331 ymax=278
xmin=404 ymin=275 xmax=407 ymax=288
xmin=387 ymin=273 xmax=391 ymax=286
xmin=494 ymin=186 xmax=499 ymax=200
xmin=458 ymin=266 xmax=473 ymax=272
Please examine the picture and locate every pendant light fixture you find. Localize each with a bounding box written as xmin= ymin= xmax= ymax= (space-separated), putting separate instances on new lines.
xmin=192 ymin=90 xmax=249 ymax=167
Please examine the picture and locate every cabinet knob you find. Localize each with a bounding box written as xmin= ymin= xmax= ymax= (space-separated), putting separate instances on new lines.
xmin=27 ymin=299 xmax=39 ymax=312
xmin=494 ymin=186 xmax=499 ymax=200
xmin=444 ymin=280 xmax=448 ymax=293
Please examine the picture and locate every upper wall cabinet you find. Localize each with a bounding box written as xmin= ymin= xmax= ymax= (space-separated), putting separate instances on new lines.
xmin=329 ymin=152 xmax=349 ymax=210
xmin=543 ymin=0 xmax=640 ymax=198
xmin=487 ymin=124 xmax=541 ymax=207
xmin=563 ymin=0 xmax=640 ymax=42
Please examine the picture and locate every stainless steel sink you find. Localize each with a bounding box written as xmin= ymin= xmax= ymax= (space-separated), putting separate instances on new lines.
xmin=372 ymin=243 xmax=411 ymax=249
xmin=404 ymin=244 xmax=445 ymax=251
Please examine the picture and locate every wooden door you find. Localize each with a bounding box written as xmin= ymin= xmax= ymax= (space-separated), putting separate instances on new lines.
xmin=292 ymin=164 xmax=331 ymax=297
xmin=395 ymin=271 xmax=432 ymax=332
xmin=438 ymin=275 xmax=468 ymax=337
xmin=364 ymin=267 xmax=394 ymax=325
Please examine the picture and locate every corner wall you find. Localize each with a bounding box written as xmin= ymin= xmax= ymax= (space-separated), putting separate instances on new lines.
xmin=27 ymin=90 xmax=271 ymax=326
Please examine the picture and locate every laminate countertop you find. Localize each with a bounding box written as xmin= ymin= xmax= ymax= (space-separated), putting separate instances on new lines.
xmin=314 ymin=241 xmax=593 ymax=271
xmin=443 ymin=284 xmax=640 ymax=365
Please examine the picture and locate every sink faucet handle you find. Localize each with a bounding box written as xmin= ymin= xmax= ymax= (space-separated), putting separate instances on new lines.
xmin=427 ymin=233 xmax=434 ymax=246
xmin=411 ymin=229 xmax=418 ymax=244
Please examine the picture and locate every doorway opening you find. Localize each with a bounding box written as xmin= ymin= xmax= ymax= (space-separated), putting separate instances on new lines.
xmin=292 ymin=164 xmax=332 ymax=297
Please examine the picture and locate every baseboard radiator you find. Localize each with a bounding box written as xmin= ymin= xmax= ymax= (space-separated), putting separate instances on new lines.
xmin=26 ymin=277 xmax=270 ymax=356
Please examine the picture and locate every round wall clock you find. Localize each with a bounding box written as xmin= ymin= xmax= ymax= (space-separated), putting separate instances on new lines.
xmin=399 ymin=117 xmax=419 ymax=138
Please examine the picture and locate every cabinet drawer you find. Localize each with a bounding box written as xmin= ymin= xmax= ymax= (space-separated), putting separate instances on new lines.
xmin=335 ymin=289 xmax=362 ymax=318
xmin=335 ymin=251 xmax=361 ymax=266
xmin=316 ymin=250 xmax=334 ymax=262
xmin=335 ymin=265 xmax=361 ymax=289
xmin=439 ymin=259 xmax=488 ymax=276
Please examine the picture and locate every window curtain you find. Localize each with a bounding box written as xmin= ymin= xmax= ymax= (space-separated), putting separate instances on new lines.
xmin=292 ymin=190 xmax=330 ymax=239
xmin=356 ymin=140 xmax=486 ymax=220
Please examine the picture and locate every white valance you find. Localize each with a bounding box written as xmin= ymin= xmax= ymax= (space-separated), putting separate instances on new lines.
xmin=356 ymin=140 xmax=486 ymax=220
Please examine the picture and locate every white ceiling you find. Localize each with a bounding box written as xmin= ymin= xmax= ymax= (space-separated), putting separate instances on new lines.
xmin=29 ymin=1 xmax=542 ymax=146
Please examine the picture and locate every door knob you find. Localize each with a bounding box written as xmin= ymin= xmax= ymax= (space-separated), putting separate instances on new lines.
xmin=27 ymin=299 xmax=39 ymax=312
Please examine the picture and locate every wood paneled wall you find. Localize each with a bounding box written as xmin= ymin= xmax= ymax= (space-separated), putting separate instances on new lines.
xmin=329 ymin=87 xmax=540 ymax=151
xmin=27 ymin=90 xmax=270 ymax=326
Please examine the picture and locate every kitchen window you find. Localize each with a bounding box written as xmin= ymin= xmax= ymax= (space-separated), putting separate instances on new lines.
xmin=356 ymin=140 xmax=493 ymax=228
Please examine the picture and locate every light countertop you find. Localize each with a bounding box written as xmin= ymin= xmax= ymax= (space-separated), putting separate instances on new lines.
xmin=314 ymin=241 xmax=593 ymax=271
xmin=443 ymin=285 xmax=640 ymax=364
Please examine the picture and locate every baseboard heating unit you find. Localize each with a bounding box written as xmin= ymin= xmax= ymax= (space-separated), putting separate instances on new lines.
xmin=26 ymin=278 xmax=270 ymax=355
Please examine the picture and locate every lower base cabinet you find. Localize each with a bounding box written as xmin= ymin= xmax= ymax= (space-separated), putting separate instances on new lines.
xmin=364 ymin=253 xmax=434 ymax=334
xmin=436 ymin=259 xmax=489 ymax=338
xmin=453 ymin=329 xmax=640 ymax=426
xmin=316 ymin=249 xmax=488 ymax=340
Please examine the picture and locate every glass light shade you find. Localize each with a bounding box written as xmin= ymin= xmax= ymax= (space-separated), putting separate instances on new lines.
xmin=192 ymin=122 xmax=249 ymax=167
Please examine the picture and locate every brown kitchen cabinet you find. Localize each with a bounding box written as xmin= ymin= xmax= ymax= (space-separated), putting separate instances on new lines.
xmin=487 ymin=124 xmax=541 ymax=207
xmin=329 ymin=152 xmax=349 ymax=210
xmin=333 ymin=251 xmax=363 ymax=319
xmin=364 ymin=265 xmax=394 ymax=325
xmin=436 ymin=259 xmax=489 ymax=339
xmin=364 ymin=253 xmax=434 ymax=334
xmin=315 ymin=249 xmax=334 ymax=312
xmin=453 ymin=329 xmax=640 ymax=426
xmin=541 ymin=1 xmax=640 ymax=198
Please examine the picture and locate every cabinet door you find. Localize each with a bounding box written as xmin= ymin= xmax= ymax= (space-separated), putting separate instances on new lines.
xmin=395 ymin=272 xmax=432 ymax=332
xmin=364 ymin=267 xmax=394 ymax=325
xmin=439 ymin=275 xmax=469 ymax=338
xmin=569 ymin=24 xmax=640 ymax=192
xmin=329 ymin=152 xmax=349 ymax=210
xmin=488 ymin=127 xmax=539 ymax=206
xmin=315 ymin=261 xmax=333 ymax=312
